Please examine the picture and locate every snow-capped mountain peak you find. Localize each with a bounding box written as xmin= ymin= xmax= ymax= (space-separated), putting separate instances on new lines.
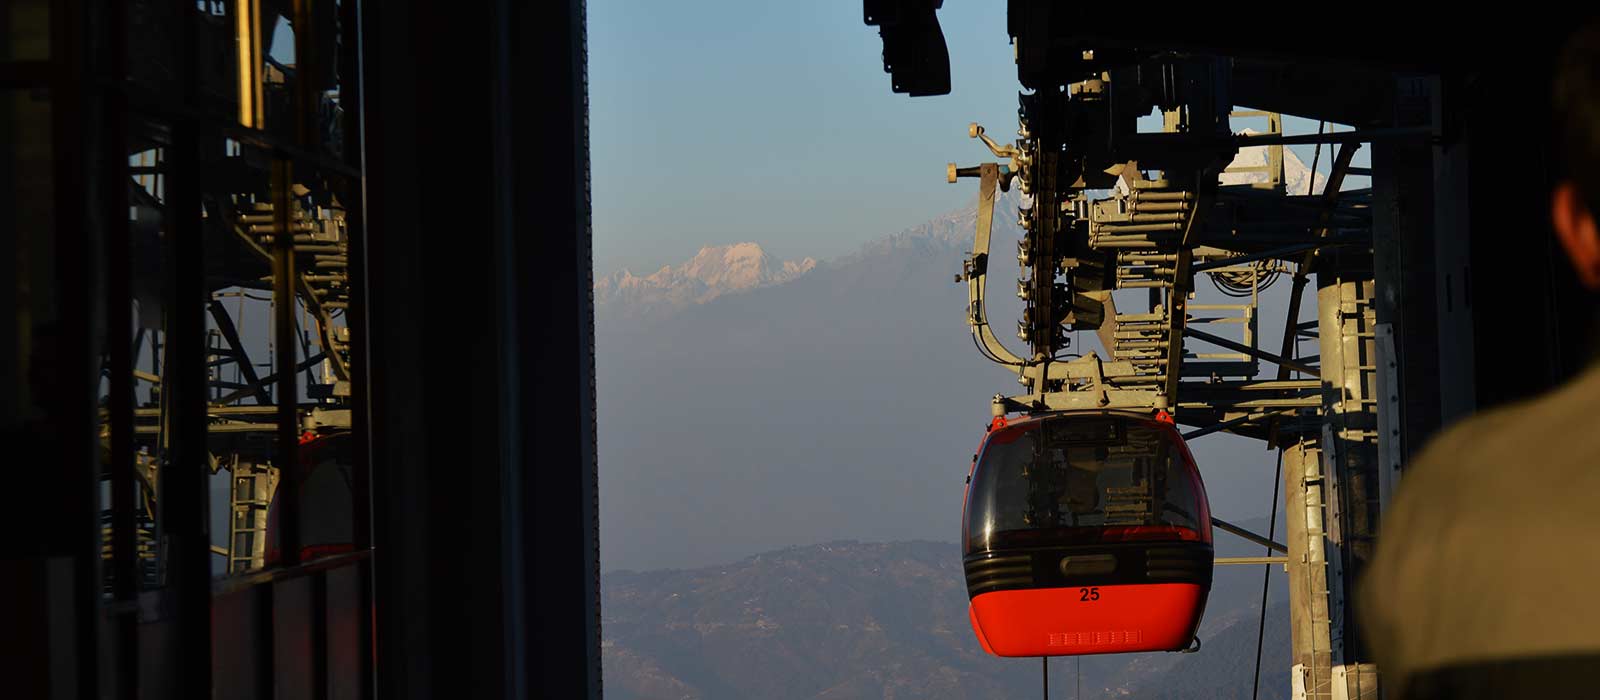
xmin=595 ymin=242 xmax=817 ymax=317
xmin=1221 ymin=128 xmax=1329 ymax=195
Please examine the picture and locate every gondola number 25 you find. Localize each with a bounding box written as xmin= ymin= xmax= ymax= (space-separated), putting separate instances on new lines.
xmin=1078 ymin=587 xmax=1100 ymax=601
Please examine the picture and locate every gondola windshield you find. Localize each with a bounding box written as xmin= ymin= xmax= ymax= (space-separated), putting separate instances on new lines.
xmin=966 ymin=415 xmax=1206 ymax=553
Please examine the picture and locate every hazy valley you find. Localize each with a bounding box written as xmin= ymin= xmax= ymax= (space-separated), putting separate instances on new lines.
xmin=594 ymin=142 xmax=1319 ymax=697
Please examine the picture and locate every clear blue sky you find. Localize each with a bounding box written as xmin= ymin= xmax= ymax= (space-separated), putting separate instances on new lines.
xmin=587 ymin=1 xmax=1368 ymax=275
xmin=588 ymin=1 xmax=1022 ymax=274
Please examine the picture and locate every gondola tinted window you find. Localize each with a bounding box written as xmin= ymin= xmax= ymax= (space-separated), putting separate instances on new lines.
xmin=965 ymin=415 xmax=1204 ymax=552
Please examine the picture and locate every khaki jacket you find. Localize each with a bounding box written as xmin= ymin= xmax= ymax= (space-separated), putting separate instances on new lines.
xmin=1359 ymin=363 xmax=1600 ymax=698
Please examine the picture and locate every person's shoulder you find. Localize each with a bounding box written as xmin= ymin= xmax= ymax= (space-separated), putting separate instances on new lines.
xmin=1401 ymin=403 xmax=1518 ymax=485
xmin=1409 ymin=363 xmax=1600 ymax=473
xmin=1362 ymin=364 xmax=1600 ymax=688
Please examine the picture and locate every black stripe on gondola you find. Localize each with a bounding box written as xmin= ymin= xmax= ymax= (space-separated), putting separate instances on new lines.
xmin=963 ymin=542 xmax=1214 ymax=598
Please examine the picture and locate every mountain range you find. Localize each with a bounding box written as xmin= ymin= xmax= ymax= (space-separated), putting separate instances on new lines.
xmin=596 ymin=146 xmax=1305 ymax=573
xmin=596 ymin=188 xmax=1031 ymax=572
xmin=596 ymin=242 xmax=818 ymax=319
xmin=1221 ymin=130 xmax=1329 ymax=195
xmin=595 ymin=139 xmax=1315 ymax=698
xmin=596 ymin=137 xmax=1323 ymax=324
xmin=602 ymin=518 xmax=1290 ymax=700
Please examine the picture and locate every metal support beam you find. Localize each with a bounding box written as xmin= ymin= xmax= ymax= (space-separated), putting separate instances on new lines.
xmin=1216 ymin=556 xmax=1289 ymax=566
xmin=207 ymin=300 xmax=271 ymax=405
xmin=1212 ymin=517 xmax=1288 ymax=553
xmin=164 ymin=87 xmax=214 ymax=700
xmin=213 ymin=352 xmax=327 ymax=406
xmin=105 ymin=0 xmax=142 ymax=687
xmin=1184 ymin=327 xmax=1320 ymax=377
xmin=1316 ymin=247 xmax=1382 ymax=678
xmin=271 ymin=159 xmax=302 ymax=568
xmin=1162 ymin=251 xmax=1194 ymax=405
xmin=1266 ymin=142 xmax=1359 ymax=451
xmin=1 ymin=0 xmax=108 ymax=694
xmin=1431 ymin=79 xmax=1477 ymax=424
xmin=1369 ymin=78 xmax=1441 ymax=505
xmin=1284 ymin=443 xmax=1335 ymax=699
xmin=1181 ymin=408 xmax=1296 ymax=440
xmin=1233 ymin=126 xmax=1430 ymax=147
xmin=1191 ymin=238 xmax=1361 ymax=273
xmin=364 ymin=0 xmax=600 ymax=697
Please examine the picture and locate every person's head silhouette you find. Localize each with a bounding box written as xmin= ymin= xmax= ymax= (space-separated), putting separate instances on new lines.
xmin=1552 ymin=22 xmax=1600 ymax=290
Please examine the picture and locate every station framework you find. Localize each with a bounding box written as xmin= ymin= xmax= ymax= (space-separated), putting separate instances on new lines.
xmin=0 ymin=3 xmax=1592 ymax=699
xmin=867 ymin=3 xmax=1597 ymax=697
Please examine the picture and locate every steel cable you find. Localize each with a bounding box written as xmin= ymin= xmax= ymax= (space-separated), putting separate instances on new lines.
xmin=1250 ymin=447 xmax=1286 ymax=700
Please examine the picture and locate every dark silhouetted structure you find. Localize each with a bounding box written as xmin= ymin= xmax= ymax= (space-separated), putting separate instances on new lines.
xmin=1 ymin=1 xmax=598 ymax=698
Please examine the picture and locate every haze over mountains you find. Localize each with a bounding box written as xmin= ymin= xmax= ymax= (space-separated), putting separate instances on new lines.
xmin=597 ymin=139 xmax=1322 ymax=324
xmin=597 ymin=190 xmax=1028 ymax=571
xmin=594 ymin=141 xmax=1318 ymax=697
xmin=602 ymin=519 xmax=1290 ymax=700
xmin=596 ymin=141 xmax=1315 ymax=573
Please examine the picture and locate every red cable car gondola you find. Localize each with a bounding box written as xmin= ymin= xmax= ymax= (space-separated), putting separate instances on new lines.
xmin=265 ymin=431 xmax=355 ymax=566
xmin=962 ymin=409 xmax=1213 ymax=657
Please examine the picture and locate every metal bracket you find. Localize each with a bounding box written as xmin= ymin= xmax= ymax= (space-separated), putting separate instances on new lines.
xmin=1213 ymin=517 xmax=1288 ymax=553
